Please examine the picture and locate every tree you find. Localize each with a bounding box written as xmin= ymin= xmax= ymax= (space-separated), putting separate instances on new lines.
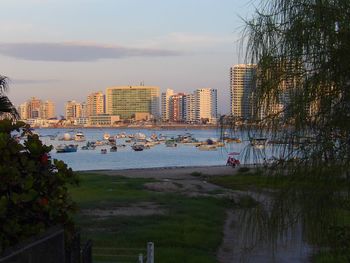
xmin=0 ymin=75 xmax=18 ymax=119
xmin=0 ymin=120 xmax=79 ymax=253
xmin=244 ymin=0 xmax=350 ymax=168
xmin=236 ymin=0 xmax=350 ymax=259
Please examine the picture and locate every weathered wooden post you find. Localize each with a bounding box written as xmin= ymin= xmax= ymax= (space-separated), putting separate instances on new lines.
xmin=146 ymin=242 xmax=154 ymax=263
xmin=138 ymin=253 xmax=144 ymax=263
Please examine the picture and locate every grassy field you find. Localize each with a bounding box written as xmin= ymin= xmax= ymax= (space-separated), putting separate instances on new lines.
xmin=69 ymin=173 xmax=227 ymax=263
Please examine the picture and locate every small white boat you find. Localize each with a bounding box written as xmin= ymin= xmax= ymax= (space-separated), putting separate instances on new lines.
xmin=103 ymin=133 xmax=110 ymax=140
xmin=74 ymin=132 xmax=86 ymax=142
xmin=250 ymin=138 xmax=268 ymax=148
xmin=198 ymin=145 xmax=217 ymax=151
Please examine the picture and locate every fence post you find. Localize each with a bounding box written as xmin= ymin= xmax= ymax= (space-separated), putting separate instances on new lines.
xmin=146 ymin=242 xmax=154 ymax=263
xmin=138 ymin=253 xmax=144 ymax=263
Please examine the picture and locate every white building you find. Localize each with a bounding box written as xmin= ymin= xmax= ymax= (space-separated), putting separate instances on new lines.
xmin=194 ymin=88 xmax=217 ymax=124
xmin=183 ymin=94 xmax=196 ymax=123
xmin=161 ymin=89 xmax=174 ymax=122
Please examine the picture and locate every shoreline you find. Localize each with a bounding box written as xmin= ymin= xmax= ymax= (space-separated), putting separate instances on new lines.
xmin=36 ymin=125 xmax=220 ymax=130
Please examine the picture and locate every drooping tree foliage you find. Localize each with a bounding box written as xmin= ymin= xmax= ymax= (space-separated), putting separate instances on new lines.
xmin=244 ymin=0 xmax=350 ymax=169
xmin=232 ymin=0 xmax=350 ymax=259
xmin=0 ymin=76 xmax=18 ymax=119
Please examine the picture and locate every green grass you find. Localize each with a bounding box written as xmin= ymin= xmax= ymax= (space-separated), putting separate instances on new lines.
xmin=207 ymin=172 xmax=289 ymax=191
xmin=69 ymin=173 xmax=227 ymax=263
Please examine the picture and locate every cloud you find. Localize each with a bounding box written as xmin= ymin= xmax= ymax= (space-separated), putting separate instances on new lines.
xmin=142 ymin=32 xmax=235 ymax=49
xmin=0 ymin=42 xmax=182 ymax=62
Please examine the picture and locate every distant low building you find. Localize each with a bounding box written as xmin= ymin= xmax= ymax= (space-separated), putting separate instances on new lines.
xmin=88 ymin=114 xmax=120 ymax=126
xmin=75 ymin=117 xmax=89 ymax=126
xmin=134 ymin=112 xmax=152 ymax=121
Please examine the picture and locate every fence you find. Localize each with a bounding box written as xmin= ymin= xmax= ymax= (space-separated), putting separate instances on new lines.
xmin=0 ymin=227 xmax=93 ymax=263
xmin=0 ymin=226 xmax=65 ymax=263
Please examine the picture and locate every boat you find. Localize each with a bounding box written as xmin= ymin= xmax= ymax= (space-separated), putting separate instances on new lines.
xmin=134 ymin=132 xmax=146 ymax=140
xmin=74 ymin=132 xmax=86 ymax=142
xmin=131 ymin=144 xmax=145 ymax=151
xmin=81 ymin=141 xmax=96 ymax=150
xmin=95 ymin=140 xmax=107 ymax=146
xmin=103 ymin=133 xmax=110 ymax=140
xmin=58 ymin=133 xmax=73 ymax=141
xmin=198 ymin=145 xmax=217 ymax=151
xmin=101 ymin=149 xmax=107 ymax=154
xmin=110 ymin=146 xmax=117 ymax=152
xmin=176 ymin=133 xmax=198 ymax=144
xmin=56 ymin=144 xmax=78 ymax=153
xmin=165 ymin=139 xmax=177 ymax=147
xmin=108 ymin=136 xmax=116 ymax=145
xmin=250 ymin=138 xmax=268 ymax=148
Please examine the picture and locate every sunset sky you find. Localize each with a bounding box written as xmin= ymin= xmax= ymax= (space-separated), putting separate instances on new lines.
xmin=0 ymin=0 xmax=256 ymax=115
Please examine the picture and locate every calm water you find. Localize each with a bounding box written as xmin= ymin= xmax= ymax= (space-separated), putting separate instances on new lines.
xmin=37 ymin=128 xmax=248 ymax=171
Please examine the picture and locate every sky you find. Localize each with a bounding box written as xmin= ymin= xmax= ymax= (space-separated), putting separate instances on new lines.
xmin=0 ymin=0 xmax=257 ymax=115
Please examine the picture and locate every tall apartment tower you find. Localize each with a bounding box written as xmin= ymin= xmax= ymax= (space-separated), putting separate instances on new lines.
xmin=28 ymin=97 xmax=42 ymax=119
xmin=41 ymin=100 xmax=56 ymax=119
xmin=183 ymin=94 xmax=196 ymax=123
xmin=65 ymin=101 xmax=82 ymax=120
xmin=18 ymin=102 xmax=28 ymax=120
xmin=106 ymin=86 xmax=160 ymax=120
xmin=87 ymin=91 xmax=105 ymax=117
xmin=169 ymin=93 xmax=185 ymax=122
xmin=161 ymin=89 xmax=174 ymax=122
xmin=194 ymin=88 xmax=217 ymax=124
xmin=230 ymin=64 xmax=257 ymax=119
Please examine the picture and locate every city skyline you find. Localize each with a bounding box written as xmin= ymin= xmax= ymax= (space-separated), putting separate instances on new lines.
xmin=0 ymin=0 xmax=256 ymax=115
xmin=18 ymin=86 xmax=218 ymax=125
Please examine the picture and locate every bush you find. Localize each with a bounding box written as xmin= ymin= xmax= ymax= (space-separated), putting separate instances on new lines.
xmin=0 ymin=120 xmax=79 ymax=253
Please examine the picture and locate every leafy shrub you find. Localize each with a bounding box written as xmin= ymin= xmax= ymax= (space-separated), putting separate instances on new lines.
xmin=0 ymin=120 xmax=79 ymax=253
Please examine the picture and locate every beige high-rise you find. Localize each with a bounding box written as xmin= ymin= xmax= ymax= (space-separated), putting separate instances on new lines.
xmin=41 ymin=100 xmax=55 ymax=119
xmin=87 ymin=91 xmax=105 ymax=117
xmin=65 ymin=101 xmax=82 ymax=120
xmin=230 ymin=64 xmax=257 ymax=119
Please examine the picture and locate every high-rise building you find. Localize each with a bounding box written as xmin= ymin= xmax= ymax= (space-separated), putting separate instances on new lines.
xmin=28 ymin=97 xmax=42 ymax=119
xmin=161 ymin=89 xmax=174 ymax=122
xmin=18 ymin=102 xmax=28 ymax=120
xmin=65 ymin=101 xmax=82 ymax=120
xmin=87 ymin=91 xmax=105 ymax=117
xmin=106 ymin=86 xmax=160 ymax=119
xmin=169 ymin=93 xmax=185 ymax=122
xmin=41 ymin=100 xmax=56 ymax=119
xmin=194 ymin=88 xmax=217 ymax=124
xmin=183 ymin=94 xmax=196 ymax=123
xmin=230 ymin=64 xmax=257 ymax=119
xmin=81 ymin=102 xmax=88 ymax=118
